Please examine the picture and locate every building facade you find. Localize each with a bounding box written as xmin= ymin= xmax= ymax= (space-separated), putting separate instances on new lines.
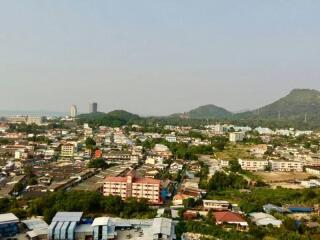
xmin=238 ymin=159 xmax=269 ymax=171
xmin=103 ymin=173 xmax=161 ymax=204
xmin=203 ymin=200 xmax=231 ymax=211
xmin=229 ymin=132 xmax=245 ymax=142
xmin=270 ymin=160 xmax=303 ymax=172
xmin=61 ymin=143 xmax=75 ymax=157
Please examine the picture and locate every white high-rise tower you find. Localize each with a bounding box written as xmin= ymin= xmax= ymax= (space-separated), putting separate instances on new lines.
xmin=70 ymin=105 xmax=78 ymax=118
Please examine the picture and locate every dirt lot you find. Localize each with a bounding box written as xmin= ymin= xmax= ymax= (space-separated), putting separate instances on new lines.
xmin=215 ymin=143 xmax=252 ymax=160
xmin=255 ymin=171 xmax=313 ymax=183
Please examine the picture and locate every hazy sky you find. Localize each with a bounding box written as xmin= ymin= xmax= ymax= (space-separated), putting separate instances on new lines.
xmin=1 ymin=1 xmax=320 ymax=115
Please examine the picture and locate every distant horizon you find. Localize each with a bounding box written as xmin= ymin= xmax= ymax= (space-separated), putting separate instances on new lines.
xmin=1 ymin=87 xmax=319 ymax=117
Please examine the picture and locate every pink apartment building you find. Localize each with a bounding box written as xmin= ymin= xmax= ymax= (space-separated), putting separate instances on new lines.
xmin=103 ymin=173 xmax=162 ymax=204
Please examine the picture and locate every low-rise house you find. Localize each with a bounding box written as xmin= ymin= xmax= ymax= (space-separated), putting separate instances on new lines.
xmin=220 ymin=159 xmax=229 ymax=168
xmin=104 ymin=151 xmax=131 ymax=163
xmin=300 ymin=179 xmax=320 ymax=188
xmin=305 ymin=166 xmax=320 ymax=176
xmin=203 ymin=200 xmax=230 ymax=211
xmin=169 ymin=162 xmax=183 ymax=174
xmin=23 ymin=218 xmax=49 ymax=240
xmin=38 ymin=176 xmax=52 ymax=185
xmin=165 ymin=135 xmax=177 ymax=143
xmin=153 ymin=144 xmax=172 ymax=159
xmin=249 ymin=212 xmax=282 ymax=228
xmin=213 ymin=211 xmax=248 ymax=230
xmin=173 ymin=194 xmax=193 ymax=206
xmin=145 ymin=156 xmax=164 ymax=165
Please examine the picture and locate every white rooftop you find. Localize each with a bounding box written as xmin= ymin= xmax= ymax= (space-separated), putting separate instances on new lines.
xmin=152 ymin=218 xmax=172 ymax=236
xmin=92 ymin=217 xmax=112 ymax=227
xmin=0 ymin=213 xmax=19 ymax=224
xmin=52 ymin=212 xmax=83 ymax=222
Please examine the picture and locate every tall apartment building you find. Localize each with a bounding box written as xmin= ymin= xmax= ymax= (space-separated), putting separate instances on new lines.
xmin=70 ymin=105 xmax=78 ymax=118
xmin=103 ymin=173 xmax=161 ymax=204
xmin=89 ymin=102 xmax=98 ymax=113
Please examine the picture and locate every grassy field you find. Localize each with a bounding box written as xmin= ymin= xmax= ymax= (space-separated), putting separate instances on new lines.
xmin=214 ymin=143 xmax=253 ymax=160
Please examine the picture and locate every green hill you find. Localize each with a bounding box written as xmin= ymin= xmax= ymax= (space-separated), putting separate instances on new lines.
xmin=171 ymin=104 xmax=232 ymax=119
xmin=238 ymin=89 xmax=320 ymax=120
xmin=77 ymin=110 xmax=141 ymax=127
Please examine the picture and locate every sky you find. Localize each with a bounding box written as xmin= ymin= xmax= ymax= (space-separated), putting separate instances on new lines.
xmin=0 ymin=0 xmax=320 ymax=116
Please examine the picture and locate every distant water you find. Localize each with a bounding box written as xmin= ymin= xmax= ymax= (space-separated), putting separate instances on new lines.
xmin=0 ymin=110 xmax=68 ymax=117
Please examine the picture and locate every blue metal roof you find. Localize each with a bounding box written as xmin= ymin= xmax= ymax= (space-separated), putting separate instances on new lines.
xmin=287 ymin=207 xmax=313 ymax=213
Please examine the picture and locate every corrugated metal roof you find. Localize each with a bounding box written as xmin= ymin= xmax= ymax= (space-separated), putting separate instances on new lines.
xmin=22 ymin=218 xmax=48 ymax=230
xmin=0 ymin=213 xmax=19 ymax=224
xmin=151 ymin=218 xmax=172 ymax=236
xmin=52 ymin=212 xmax=83 ymax=222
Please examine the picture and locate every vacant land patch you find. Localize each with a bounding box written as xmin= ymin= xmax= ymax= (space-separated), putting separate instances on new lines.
xmin=255 ymin=171 xmax=313 ymax=183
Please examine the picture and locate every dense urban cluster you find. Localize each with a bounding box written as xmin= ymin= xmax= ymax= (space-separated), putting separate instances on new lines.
xmin=0 ymin=104 xmax=320 ymax=240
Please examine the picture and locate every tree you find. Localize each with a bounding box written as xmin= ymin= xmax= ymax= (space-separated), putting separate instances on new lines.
xmin=229 ymin=160 xmax=242 ymax=173
xmin=303 ymin=189 xmax=317 ymax=201
xmin=0 ymin=198 xmax=11 ymax=213
xmin=211 ymin=136 xmax=228 ymax=151
xmin=87 ymin=158 xmax=108 ymax=169
xmin=207 ymin=171 xmax=248 ymax=192
xmin=206 ymin=209 xmax=216 ymax=225
xmin=183 ymin=198 xmax=196 ymax=209
xmin=28 ymin=191 xmax=156 ymax=222
xmin=264 ymin=162 xmax=272 ymax=172
xmin=85 ymin=137 xmax=96 ymax=150
xmin=13 ymin=182 xmax=24 ymax=193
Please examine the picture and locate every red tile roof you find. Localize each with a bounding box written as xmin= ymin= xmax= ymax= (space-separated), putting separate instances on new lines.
xmin=214 ymin=211 xmax=247 ymax=223
xmin=173 ymin=193 xmax=190 ymax=200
